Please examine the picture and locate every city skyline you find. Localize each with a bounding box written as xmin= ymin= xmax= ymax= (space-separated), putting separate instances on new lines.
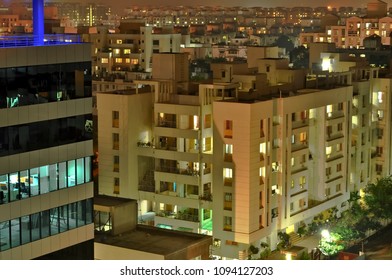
xmin=107 ymin=0 xmax=372 ymax=12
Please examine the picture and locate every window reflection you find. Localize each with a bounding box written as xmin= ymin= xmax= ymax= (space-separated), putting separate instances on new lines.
xmin=0 ymin=199 xmax=93 ymax=252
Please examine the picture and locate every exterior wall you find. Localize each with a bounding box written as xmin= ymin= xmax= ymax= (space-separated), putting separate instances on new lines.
xmin=95 ymin=243 xmax=164 ymax=260
xmin=0 ymin=43 xmax=93 ymax=259
xmin=212 ymin=86 xmax=352 ymax=259
xmin=97 ymin=92 xmax=153 ymax=199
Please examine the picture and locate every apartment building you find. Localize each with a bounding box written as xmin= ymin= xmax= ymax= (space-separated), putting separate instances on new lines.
xmin=0 ymin=35 xmax=94 ymax=259
xmin=85 ymin=23 xmax=182 ymax=76
xmin=96 ymin=53 xmax=238 ymax=238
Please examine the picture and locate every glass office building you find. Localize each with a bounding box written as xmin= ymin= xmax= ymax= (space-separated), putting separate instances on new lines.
xmin=0 ymin=35 xmax=94 ymax=259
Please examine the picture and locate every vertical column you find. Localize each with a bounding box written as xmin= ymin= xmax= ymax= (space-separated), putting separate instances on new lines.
xmin=33 ymin=0 xmax=44 ymax=45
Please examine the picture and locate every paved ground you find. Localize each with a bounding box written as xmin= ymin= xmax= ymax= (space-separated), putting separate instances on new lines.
xmin=267 ymin=224 xmax=392 ymax=260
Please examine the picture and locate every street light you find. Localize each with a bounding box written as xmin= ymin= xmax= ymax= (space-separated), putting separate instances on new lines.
xmin=321 ymin=229 xmax=331 ymax=242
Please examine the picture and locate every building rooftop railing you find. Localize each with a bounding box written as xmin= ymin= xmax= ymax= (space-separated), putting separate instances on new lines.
xmin=0 ymin=34 xmax=83 ymax=48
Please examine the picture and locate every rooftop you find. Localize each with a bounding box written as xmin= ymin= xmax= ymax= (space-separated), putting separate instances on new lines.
xmin=0 ymin=34 xmax=83 ymax=48
xmin=95 ymin=224 xmax=212 ymax=257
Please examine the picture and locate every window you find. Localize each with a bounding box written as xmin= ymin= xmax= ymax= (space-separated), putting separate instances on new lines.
xmin=113 ymin=156 xmax=119 ymax=172
xmin=115 ymin=58 xmax=123 ymax=63
xmin=377 ymin=110 xmax=384 ymax=120
xmin=272 ymin=185 xmax=278 ymax=195
xmin=336 ymin=163 xmax=342 ymax=172
xmin=223 ymin=216 xmax=232 ymax=231
xmin=376 ymin=164 xmax=383 ymax=174
xmin=112 ymin=111 xmax=119 ymax=128
xmin=300 ymin=132 xmax=307 ymax=143
xmin=116 ymin=39 xmax=122 ymax=44
xmin=300 ymin=176 xmax=306 ymax=188
xmin=131 ymin=59 xmax=139 ymax=65
xmin=272 ymin=162 xmax=279 ymax=172
xmin=204 ymin=114 xmax=211 ymax=128
xmin=338 ymin=102 xmax=343 ymax=111
xmin=224 ymin=192 xmax=232 ymax=210
xmin=336 ymin=184 xmax=341 ymax=192
xmin=291 ymin=180 xmax=294 ymax=189
xmin=223 ymin=168 xmax=233 ymax=186
xmin=114 ymin=177 xmax=120 ymax=194
xmin=376 ymin=146 xmax=383 ymax=156
xmin=259 ymin=192 xmax=263 ymax=209
xmin=124 ymin=49 xmax=131 ymax=54
xmin=337 ymin=123 xmax=343 ymax=131
xmin=113 ymin=133 xmax=119 ymax=150
xmin=259 ymin=167 xmax=264 ymax=184
xmin=260 ymin=120 xmax=264 ymax=137
xmin=326 ymin=167 xmax=331 ymax=177
xmin=101 ymin=58 xmax=108 ymax=64
xmin=326 ymin=125 xmax=332 ymax=137
xmin=325 ymin=187 xmax=331 ymax=196
xmin=290 ymin=202 xmax=294 ymax=211
xmin=259 ymin=215 xmax=263 ymax=229
xmin=225 ymin=240 xmax=238 ymax=246
xmin=224 ymin=120 xmax=233 ymax=138
xmin=377 ymin=128 xmax=384 ymax=139
xmin=377 ymin=91 xmax=383 ymax=103
xmin=221 ymin=71 xmax=226 ymax=78
xmin=224 ymin=144 xmax=233 ymax=162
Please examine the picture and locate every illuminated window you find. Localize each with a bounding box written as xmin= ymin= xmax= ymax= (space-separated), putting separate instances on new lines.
xmin=300 ymin=176 xmax=306 ymax=188
xmin=131 ymin=59 xmax=139 ymax=65
xmin=272 ymin=185 xmax=278 ymax=195
xmin=223 ymin=168 xmax=233 ymax=186
xmin=115 ymin=58 xmax=123 ymax=63
xmin=124 ymin=49 xmax=131 ymax=54
xmin=272 ymin=162 xmax=279 ymax=172
xmin=114 ymin=49 xmax=120 ymax=55
xmin=223 ymin=216 xmax=232 ymax=231
xmin=125 ymin=58 xmax=130 ymax=63
xmin=224 ymin=120 xmax=233 ymax=138
xmin=224 ymin=144 xmax=233 ymax=161
xmin=116 ymin=39 xmax=122 ymax=44
xmin=101 ymin=58 xmax=108 ymax=64
xmin=378 ymin=91 xmax=383 ymax=103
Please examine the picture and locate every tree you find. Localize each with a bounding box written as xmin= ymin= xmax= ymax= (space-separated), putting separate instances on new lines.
xmin=275 ymin=35 xmax=294 ymax=53
xmin=289 ymin=46 xmax=309 ymax=69
xmin=363 ymin=176 xmax=392 ymax=220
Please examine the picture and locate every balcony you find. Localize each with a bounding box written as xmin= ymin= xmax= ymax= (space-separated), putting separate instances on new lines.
xmin=0 ymin=34 xmax=83 ymax=48
xmin=292 ymin=118 xmax=309 ymax=129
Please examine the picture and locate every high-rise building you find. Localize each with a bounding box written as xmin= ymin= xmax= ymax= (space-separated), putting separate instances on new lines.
xmin=0 ymin=34 xmax=94 ymax=259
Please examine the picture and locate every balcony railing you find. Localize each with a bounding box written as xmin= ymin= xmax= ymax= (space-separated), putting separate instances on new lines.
xmin=0 ymin=34 xmax=82 ymax=48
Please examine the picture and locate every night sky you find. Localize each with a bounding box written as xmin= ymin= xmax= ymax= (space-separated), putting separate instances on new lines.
xmin=105 ymin=0 xmax=375 ymax=14
xmin=118 ymin=0 xmax=370 ymax=7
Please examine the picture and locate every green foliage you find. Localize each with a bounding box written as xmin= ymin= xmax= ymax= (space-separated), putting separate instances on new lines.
xmin=289 ymin=46 xmax=309 ymax=69
xmin=259 ymin=248 xmax=271 ymax=260
xmin=277 ymin=232 xmax=291 ymax=250
xmin=363 ymin=176 xmax=392 ymax=220
xmin=298 ymin=251 xmax=311 ymax=260
xmin=319 ymin=232 xmax=345 ymax=257
xmin=249 ymin=245 xmax=259 ymax=255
